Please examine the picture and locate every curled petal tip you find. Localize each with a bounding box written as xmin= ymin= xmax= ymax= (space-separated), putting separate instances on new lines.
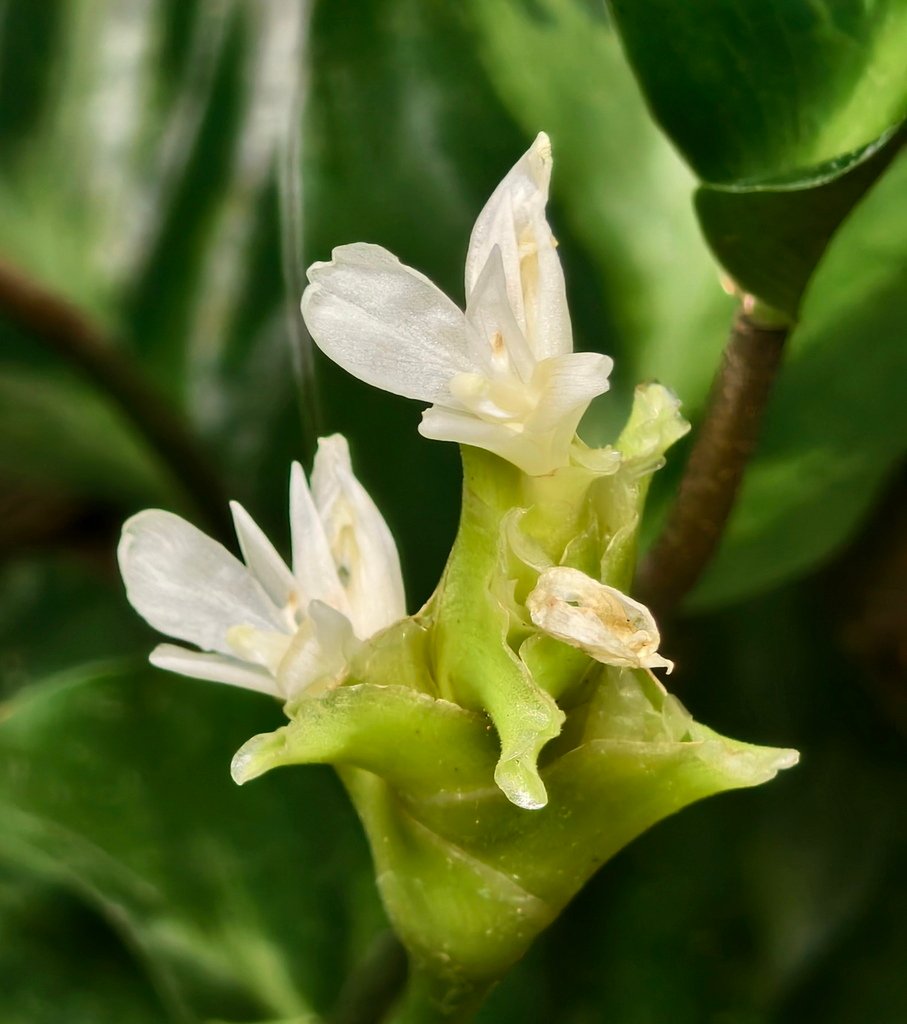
xmin=229 ymin=744 xmax=257 ymax=786
xmin=531 ymin=130 xmax=552 ymax=160
xmin=230 ymin=732 xmax=284 ymax=785
xmin=494 ymin=758 xmax=549 ymax=811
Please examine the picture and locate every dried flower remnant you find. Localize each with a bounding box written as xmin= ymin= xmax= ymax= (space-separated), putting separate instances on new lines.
xmin=527 ymin=566 xmax=673 ymax=672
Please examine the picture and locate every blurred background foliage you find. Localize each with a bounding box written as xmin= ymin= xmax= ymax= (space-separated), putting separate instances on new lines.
xmin=0 ymin=0 xmax=905 ymax=1021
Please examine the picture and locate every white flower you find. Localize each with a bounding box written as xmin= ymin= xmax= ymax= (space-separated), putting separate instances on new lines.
xmin=300 ymin=132 xmax=613 ymax=476
xmin=526 ymin=566 xmax=673 ymax=673
xmin=118 ymin=435 xmax=406 ymax=700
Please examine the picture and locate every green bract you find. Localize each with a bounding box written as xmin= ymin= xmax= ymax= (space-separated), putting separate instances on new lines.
xmin=114 ymin=131 xmax=802 ymax=1019
xmin=232 ymin=385 xmax=797 ymax=1018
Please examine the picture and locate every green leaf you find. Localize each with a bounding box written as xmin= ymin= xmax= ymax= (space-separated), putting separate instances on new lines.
xmin=606 ymin=0 xmax=907 ymax=185
xmin=0 ymin=366 xmax=173 ymax=506
xmin=606 ymin=1 xmax=907 ymax=313
xmin=0 ymin=3 xmax=309 ymax=516
xmin=0 ymin=868 xmax=171 ymax=1024
xmin=689 ymin=149 xmax=907 ymax=607
xmin=695 ymin=129 xmax=904 ymax=315
xmin=0 ymin=560 xmax=148 ymax=698
xmin=0 ymin=664 xmax=383 ymax=1021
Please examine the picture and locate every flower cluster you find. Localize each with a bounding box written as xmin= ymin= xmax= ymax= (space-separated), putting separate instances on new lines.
xmin=119 ymin=436 xmax=405 ymax=701
xmin=118 ymin=133 xmax=797 ymax=1005
xmin=122 ymin=133 xmax=674 ymax=723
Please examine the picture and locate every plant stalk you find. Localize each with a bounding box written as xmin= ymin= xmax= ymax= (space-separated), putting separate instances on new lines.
xmin=634 ymin=305 xmax=789 ymax=616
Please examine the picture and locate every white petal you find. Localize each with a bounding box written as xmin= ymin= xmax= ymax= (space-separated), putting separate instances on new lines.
xmin=289 ymin=462 xmax=347 ymax=613
xmin=149 ymin=643 xmax=280 ymax=696
xmin=229 ymin=501 xmax=297 ymax=610
xmin=530 ymin=352 xmax=613 ymax=437
xmin=419 ymin=404 xmax=552 ymax=475
xmin=118 ymin=510 xmax=285 ymax=656
xmin=464 ymin=246 xmax=534 ymax=381
xmin=465 ymin=132 xmax=572 ymax=360
xmin=310 ymin=435 xmax=406 ymax=638
xmin=526 ymin=566 xmax=673 ymax=672
xmin=226 ymin=626 xmax=293 ymax=676
xmin=276 ymin=601 xmax=357 ymax=699
xmin=301 ymin=243 xmax=475 ymax=401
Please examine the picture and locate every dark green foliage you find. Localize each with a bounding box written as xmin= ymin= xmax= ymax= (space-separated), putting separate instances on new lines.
xmin=0 ymin=0 xmax=904 ymax=1020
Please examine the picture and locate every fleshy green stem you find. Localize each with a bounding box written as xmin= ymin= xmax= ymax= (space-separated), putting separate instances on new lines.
xmin=635 ymin=304 xmax=789 ymax=616
xmin=0 ymin=256 xmax=233 ymax=543
xmin=388 ymin=967 xmax=493 ymax=1024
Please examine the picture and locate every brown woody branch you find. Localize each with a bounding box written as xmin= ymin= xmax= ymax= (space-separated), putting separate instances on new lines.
xmin=635 ymin=306 xmax=789 ymax=617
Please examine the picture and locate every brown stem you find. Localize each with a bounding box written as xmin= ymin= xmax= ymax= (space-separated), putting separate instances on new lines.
xmin=330 ymin=930 xmax=408 ymax=1024
xmin=635 ymin=307 xmax=789 ymax=617
xmin=0 ymin=257 xmax=233 ymax=543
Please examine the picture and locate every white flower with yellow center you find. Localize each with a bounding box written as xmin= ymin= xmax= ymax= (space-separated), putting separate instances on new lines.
xmin=118 ymin=435 xmax=405 ymax=700
xmin=300 ymin=132 xmax=613 ymax=476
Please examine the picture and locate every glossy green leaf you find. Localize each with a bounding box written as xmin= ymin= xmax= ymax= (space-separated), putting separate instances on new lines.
xmin=606 ymin=0 xmax=907 ymax=313
xmin=0 ymin=664 xmax=383 ymax=1021
xmin=689 ymin=149 xmax=907 ymax=607
xmin=607 ymin=0 xmax=907 ymax=185
xmin=696 ymin=130 xmax=904 ymax=315
xmin=0 ymin=2 xmax=309 ymax=517
xmin=0 ymin=560 xmax=148 ymax=698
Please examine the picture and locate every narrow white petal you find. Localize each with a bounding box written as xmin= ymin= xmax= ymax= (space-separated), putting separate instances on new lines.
xmin=527 ymin=567 xmax=673 ymax=672
xmin=530 ymin=352 xmax=613 ymax=436
xmin=465 ymin=132 xmax=572 ymax=360
xmin=118 ymin=510 xmax=285 ymax=656
xmin=276 ymin=601 xmax=357 ymax=700
xmin=226 ymin=626 xmax=293 ymax=676
xmin=229 ymin=501 xmax=297 ymax=610
xmin=301 ymin=243 xmax=475 ymax=401
xmin=464 ymin=246 xmax=534 ymax=381
xmin=289 ymin=462 xmax=347 ymax=613
xmin=311 ymin=435 xmax=406 ymax=638
xmin=530 ymin=222 xmax=574 ymax=361
xmin=149 ymin=643 xmax=280 ymax=696
xmin=419 ymin=404 xmax=554 ymax=476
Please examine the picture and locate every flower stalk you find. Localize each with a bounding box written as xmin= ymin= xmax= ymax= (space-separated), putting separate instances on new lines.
xmin=635 ymin=306 xmax=790 ymax=616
